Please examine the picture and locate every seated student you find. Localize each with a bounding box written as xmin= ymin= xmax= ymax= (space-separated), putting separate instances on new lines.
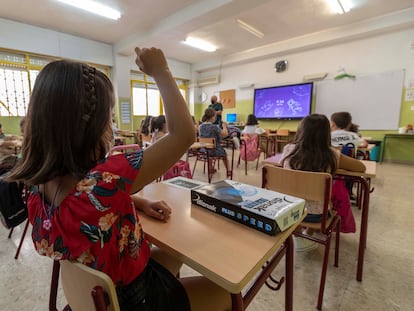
xmin=330 ymin=112 xmax=368 ymax=151
xmin=0 ymin=124 xmax=21 ymax=170
xmin=199 ymin=108 xmax=232 ymax=178
xmin=150 ymin=115 xmax=167 ymax=144
xmin=7 ymin=48 xmax=232 ymax=311
xmin=281 ymin=114 xmax=366 ymax=247
xmin=139 ymin=115 xmax=153 ymax=147
xmin=242 ymin=114 xmax=266 ymax=135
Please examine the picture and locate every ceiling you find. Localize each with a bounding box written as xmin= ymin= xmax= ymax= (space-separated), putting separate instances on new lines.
xmin=1 ymin=0 xmax=414 ymax=65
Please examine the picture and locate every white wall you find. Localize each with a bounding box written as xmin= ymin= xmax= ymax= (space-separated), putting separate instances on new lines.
xmin=0 ymin=18 xmax=192 ymax=99
xmin=0 ymin=18 xmax=113 ymax=65
xmin=197 ymin=28 xmax=414 ymax=101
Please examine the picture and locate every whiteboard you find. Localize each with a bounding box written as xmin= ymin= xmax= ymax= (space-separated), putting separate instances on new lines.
xmin=315 ymin=69 xmax=404 ymax=130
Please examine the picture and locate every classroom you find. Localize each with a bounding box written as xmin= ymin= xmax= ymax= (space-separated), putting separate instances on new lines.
xmin=0 ymin=1 xmax=413 ymax=310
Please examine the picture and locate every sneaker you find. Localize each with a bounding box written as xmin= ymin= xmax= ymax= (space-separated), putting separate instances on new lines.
xmin=294 ymin=237 xmax=318 ymax=253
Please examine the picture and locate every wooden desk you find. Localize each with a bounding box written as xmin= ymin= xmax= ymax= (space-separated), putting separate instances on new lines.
xmin=262 ymin=158 xmax=377 ymax=282
xmin=334 ymin=160 xmax=376 ymax=281
xmin=139 ymin=182 xmax=305 ymax=311
xmin=379 ymin=133 xmax=414 ymax=163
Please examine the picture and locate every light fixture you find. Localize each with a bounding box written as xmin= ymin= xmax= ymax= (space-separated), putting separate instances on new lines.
xmin=56 ymin=0 xmax=121 ymax=20
xmin=183 ymin=37 xmax=217 ymax=52
xmin=328 ymin=0 xmax=352 ymax=14
xmin=236 ymin=19 xmax=264 ymax=39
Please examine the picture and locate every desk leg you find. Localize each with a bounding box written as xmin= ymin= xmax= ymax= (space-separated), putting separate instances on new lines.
xmin=379 ymin=137 xmax=386 ymax=163
xmin=357 ymin=177 xmax=370 ymax=281
xmin=285 ymin=235 xmax=294 ymax=311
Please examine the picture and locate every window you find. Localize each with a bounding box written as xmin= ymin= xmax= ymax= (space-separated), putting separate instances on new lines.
xmin=131 ymin=72 xmax=187 ymax=116
xmin=0 ymin=48 xmax=110 ymax=117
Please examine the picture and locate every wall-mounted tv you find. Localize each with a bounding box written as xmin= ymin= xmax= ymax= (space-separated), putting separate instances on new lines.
xmin=253 ymin=82 xmax=313 ymax=120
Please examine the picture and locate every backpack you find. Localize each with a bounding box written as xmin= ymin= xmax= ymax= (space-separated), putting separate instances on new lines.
xmin=0 ymin=179 xmax=27 ymax=229
xmin=240 ymin=134 xmax=260 ymax=161
xmin=163 ymin=160 xmax=193 ymax=180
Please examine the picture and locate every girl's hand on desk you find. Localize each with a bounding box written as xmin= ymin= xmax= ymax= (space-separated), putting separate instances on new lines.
xmin=135 ymin=197 xmax=172 ymax=222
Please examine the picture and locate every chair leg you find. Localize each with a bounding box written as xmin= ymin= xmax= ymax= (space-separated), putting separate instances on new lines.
xmin=8 ymin=227 xmax=14 ymax=239
xmin=334 ymin=219 xmax=341 ymax=267
xmin=15 ymin=219 xmax=30 ymax=259
xmin=316 ymin=233 xmax=332 ymax=310
xmin=49 ymin=261 xmax=61 ymax=311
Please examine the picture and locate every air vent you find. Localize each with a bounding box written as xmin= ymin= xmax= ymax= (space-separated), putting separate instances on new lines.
xmin=197 ymin=75 xmax=220 ymax=86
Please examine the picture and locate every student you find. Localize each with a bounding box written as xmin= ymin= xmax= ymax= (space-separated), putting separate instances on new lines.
xmin=281 ymin=114 xmax=366 ymax=247
xmin=139 ymin=115 xmax=153 ymax=147
xmin=330 ymin=112 xmax=368 ymax=150
xmin=150 ymin=114 xmax=167 ymax=144
xmin=7 ymin=47 xmax=231 ymax=311
xmin=242 ymin=114 xmax=266 ymax=135
xmin=199 ymin=108 xmax=232 ymax=178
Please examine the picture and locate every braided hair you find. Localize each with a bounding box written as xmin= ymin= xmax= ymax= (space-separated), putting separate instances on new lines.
xmin=8 ymin=60 xmax=115 ymax=185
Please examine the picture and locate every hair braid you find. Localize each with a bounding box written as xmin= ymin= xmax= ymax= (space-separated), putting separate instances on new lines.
xmin=81 ymin=64 xmax=97 ymax=124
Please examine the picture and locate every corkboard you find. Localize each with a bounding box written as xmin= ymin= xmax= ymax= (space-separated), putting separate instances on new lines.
xmin=219 ymin=89 xmax=235 ymax=108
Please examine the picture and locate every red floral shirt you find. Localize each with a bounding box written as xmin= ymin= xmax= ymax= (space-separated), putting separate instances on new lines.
xmin=28 ymin=150 xmax=150 ymax=286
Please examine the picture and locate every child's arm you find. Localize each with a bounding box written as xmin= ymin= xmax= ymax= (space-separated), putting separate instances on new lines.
xmin=131 ymin=193 xmax=171 ymax=222
xmin=338 ymin=153 xmax=366 ymax=172
xmin=131 ymin=48 xmax=195 ymax=192
xmin=220 ymin=122 xmax=229 ymax=137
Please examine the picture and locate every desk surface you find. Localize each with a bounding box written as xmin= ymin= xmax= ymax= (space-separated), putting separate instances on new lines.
xmin=139 ymin=182 xmax=304 ymax=293
xmin=335 ymin=160 xmax=376 ymax=178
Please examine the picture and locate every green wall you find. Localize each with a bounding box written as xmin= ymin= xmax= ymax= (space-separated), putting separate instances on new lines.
xmin=2 ymin=88 xmax=413 ymax=163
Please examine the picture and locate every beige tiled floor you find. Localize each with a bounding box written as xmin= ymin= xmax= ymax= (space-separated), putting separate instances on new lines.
xmin=1 ymin=150 xmax=413 ymax=311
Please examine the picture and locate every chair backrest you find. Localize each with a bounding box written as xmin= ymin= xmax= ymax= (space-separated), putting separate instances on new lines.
xmin=60 ymin=260 xmax=120 ymax=311
xmin=198 ymin=137 xmax=215 ymax=146
xmin=276 ymin=129 xmax=290 ymax=136
xmin=262 ymin=165 xmax=332 ymax=231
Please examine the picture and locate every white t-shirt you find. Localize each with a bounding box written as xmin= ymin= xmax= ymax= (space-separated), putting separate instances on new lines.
xmin=242 ymin=125 xmax=265 ymax=135
xmin=331 ymin=129 xmax=364 ymax=148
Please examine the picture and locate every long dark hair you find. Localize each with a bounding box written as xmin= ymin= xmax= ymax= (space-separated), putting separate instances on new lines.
xmin=8 ymin=60 xmax=114 ymax=184
xmin=246 ymin=114 xmax=259 ymax=126
xmin=140 ymin=115 xmax=153 ymax=136
xmin=285 ymin=114 xmax=337 ymax=174
xmin=201 ymin=108 xmax=216 ymax=123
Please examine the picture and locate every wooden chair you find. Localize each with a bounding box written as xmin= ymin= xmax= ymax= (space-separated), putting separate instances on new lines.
xmin=262 ymin=165 xmax=341 ymax=310
xmin=192 ymin=137 xmax=231 ymax=182
xmin=60 ymin=260 xmax=120 ymax=311
xmin=340 ymin=143 xmax=372 ymax=209
xmin=275 ymin=129 xmax=290 ymax=153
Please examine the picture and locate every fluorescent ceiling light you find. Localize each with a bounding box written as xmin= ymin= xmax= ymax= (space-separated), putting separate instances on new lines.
xmin=183 ymin=37 xmax=217 ymax=52
xmin=328 ymin=0 xmax=352 ymax=14
xmin=56 ymin=0 xmax=121 ymax=20
xmin=236 ymin=19 xmax=264 ymax=39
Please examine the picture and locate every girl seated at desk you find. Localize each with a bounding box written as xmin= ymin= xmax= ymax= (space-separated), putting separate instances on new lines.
xmin=150 ymin=114 xmax=167 ymax=144
xmin=280 ymin=114 xmax=366 ymax=242
xmin=242 ymin=114 xmax=266 ymax=135
xmin=139 ymin=115 xmax=153 ymax=148
xmin=199 ymin=108 xmax=232 ymax=178
xmin=7 ymin=48 xmax=232 ymax=311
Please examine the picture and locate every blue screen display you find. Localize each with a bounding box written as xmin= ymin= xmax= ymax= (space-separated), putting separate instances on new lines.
xmin=253 ymin=82 xmax=313 ymax=120
xmin=226 ymin=113 xmax=237 ymax=123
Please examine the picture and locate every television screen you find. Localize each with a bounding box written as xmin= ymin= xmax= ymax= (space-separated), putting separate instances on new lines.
xmin=226 ymin=113 xmax=237 ymax=123
xmin=253 ymin=82 xmax=313 ymax=120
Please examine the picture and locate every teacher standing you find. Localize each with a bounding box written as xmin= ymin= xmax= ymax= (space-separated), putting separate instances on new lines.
xmin=209 ymin=95 xmax=223 ymax=127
